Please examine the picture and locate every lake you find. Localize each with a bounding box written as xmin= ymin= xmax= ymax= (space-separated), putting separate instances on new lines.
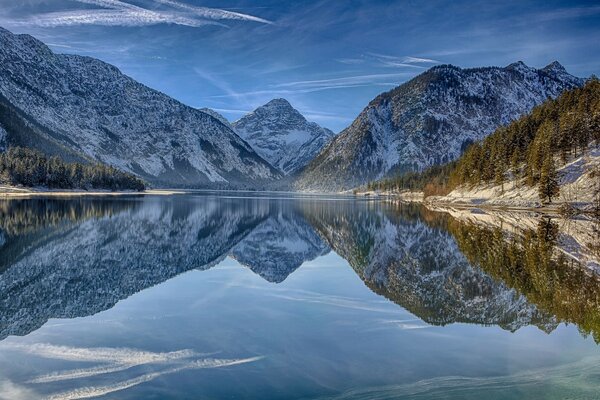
xmin=0 ymin=193 xmax=599 ymax=400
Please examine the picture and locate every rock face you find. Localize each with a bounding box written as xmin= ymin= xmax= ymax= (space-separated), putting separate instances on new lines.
xmin=0 ymin=27 xmax=280 ymax=188
xmin=199 ymin=108 xmax=232 ymax=128
xmin=233 ymin=99 xmax=335 ymax=175
xmin=295 ymin=62 xmax=584 ymax=191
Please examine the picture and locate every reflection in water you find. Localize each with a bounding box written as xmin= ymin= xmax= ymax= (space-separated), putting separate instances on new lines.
xmin=449 ymin=215 xmax=600 ymax=342
xmin=303 ymin=203 xmax=557 ymax=331
xmin=0 ymin=195 xmax=599 ymax=343
xmin=9 ymin=342 xmax=263 ymax=400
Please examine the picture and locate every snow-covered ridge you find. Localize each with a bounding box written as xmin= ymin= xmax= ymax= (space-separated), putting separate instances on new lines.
xmin=233 ymin=99 xmax=335 ymax=175
xmin=0 ymin=27 xmax=280 ymax=187
xmin=296 ymin=61 xmax=585 ymax=191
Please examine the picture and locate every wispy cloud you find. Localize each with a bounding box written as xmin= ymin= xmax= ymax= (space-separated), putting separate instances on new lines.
xmin=336 ymin=53 xmax=439 ymax=68
xmin=366 ymin=53 xmax=439 ymax=68
xmin=335 ymin=58 xmax=365 ymax=65
xmin=533 ymin=5 xmax=600 ymax=22
xmin=274 ymin=73 xmax=414 ymax=90
xmin=153 ymin=0 xmax=273 ymax=25
xmin=7 ymin=0 xmax=272 ymax=29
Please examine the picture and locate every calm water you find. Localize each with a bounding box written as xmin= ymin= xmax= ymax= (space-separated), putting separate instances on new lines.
xmin=0 ymin=193 xmax=599 ymax=400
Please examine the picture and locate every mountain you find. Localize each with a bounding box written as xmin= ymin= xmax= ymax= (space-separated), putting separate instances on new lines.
xmin=232 ymin=99 xmax=335 ymax=175
xmin=199 ymin=108 xmax=232 ymax=128
xmin=295 ymin=61 xmax=584 ymax=191
xmin=0 ymin=27 xmax=280 ymax=188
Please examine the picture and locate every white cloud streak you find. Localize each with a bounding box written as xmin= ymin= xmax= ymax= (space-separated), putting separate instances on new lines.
xmin=153 ymin=0 xmax=273 ymax=25
xmin=8 ymin=0 xmax=272 ymax=28
xmin=0 ymin=379 xmax=39 ymax=400
xmin=274 ymin=73 xmax=414 ymax=90
xmin=336 ymin=53 xmax=439 ymax=68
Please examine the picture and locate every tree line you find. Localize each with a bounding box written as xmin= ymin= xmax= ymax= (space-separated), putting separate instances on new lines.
xmin=367 ymin=78 xmax=600 ymax=203
xmin=0 ymin=147 xmax=145 ymax=191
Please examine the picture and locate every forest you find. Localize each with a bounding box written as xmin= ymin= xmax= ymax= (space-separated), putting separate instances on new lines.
xmin=0 ymin=146 xmax=145 ymax=191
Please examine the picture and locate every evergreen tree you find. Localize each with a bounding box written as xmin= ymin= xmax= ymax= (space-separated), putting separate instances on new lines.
xmin=538 ymin=154 xmax=560 ymax=204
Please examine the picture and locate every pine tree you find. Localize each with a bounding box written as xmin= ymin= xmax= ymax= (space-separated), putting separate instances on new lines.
xmin=510 ymin=150 xmax=520 ymax=188
xmin=538 ymin=154 xmax=560 ymax=204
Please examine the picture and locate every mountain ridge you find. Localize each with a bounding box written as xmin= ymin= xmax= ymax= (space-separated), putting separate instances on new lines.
xmin=0 ymin=27 xmax=280 ymax=188
xmin=295 ymin=61 xmax=584 ymax=192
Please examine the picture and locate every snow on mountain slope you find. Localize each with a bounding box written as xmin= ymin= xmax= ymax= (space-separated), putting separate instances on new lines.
xmin=0 ymin=27 xmax=280 ymax=187
xmin=199 ymin=108 xmax=232 ymax=128
xmin=233 ymin=99 xmax=335 ymax=175
xmin=296 ymin=62 xmax=584 ymax=191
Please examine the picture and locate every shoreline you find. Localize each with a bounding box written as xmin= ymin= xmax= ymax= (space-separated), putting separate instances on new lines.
xmin=0 ymin=186 xmax=596 ymax=218
xmin=0 ymin=186 xmax=186 ymax=198
xmin=0 ymin=186 xmax=356 ymax=199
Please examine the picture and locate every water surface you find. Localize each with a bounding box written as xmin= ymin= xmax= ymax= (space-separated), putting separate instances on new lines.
xmin=0 ymin=193 xmax=599 ymax=399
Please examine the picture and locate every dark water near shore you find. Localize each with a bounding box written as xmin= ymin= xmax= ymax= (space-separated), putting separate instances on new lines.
xmin=0 ymin=193 xmax=599 ymax=400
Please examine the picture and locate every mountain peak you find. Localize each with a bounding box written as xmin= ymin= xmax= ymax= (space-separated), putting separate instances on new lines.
xmin=241 ymin=98 xmax=305 ymax=123
xmin=506 ymin=61 xmax=531 ymax=71
xmin=264 ymin=98 xmax=293 ymax=108
xmin=543 ymin=61 xmax=567 ymax=74
xmin=233 ymin=99 xmax=335 ymax=175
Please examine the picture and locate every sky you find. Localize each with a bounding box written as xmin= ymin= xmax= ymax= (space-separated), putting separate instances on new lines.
xmin=0 ymin=0 xmax=599 ymax=132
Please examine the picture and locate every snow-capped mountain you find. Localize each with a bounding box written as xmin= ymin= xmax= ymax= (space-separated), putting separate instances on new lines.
xmin=296 ymin=61 xmax=584 ymax=191
xmin=233 ymin=99 xmax=335 ymax=175
xmin=0 ymin=27 xmax=280 ymax=187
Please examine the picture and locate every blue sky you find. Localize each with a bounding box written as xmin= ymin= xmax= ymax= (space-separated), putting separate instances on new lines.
xmin=1 ymin=0 xmax=599 ymax=132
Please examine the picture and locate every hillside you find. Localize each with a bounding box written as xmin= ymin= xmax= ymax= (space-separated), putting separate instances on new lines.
xmin=295 ymin=61 xmax=583 ymax=192
xmin=0 ymin=27 xmax=280 ymax=188
xmin=370 ymin=79 xmax=600 ymax=210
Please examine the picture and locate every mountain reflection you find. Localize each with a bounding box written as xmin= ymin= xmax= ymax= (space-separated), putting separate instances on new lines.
xmin=0 ymin=195 xmax=599 ymax=341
